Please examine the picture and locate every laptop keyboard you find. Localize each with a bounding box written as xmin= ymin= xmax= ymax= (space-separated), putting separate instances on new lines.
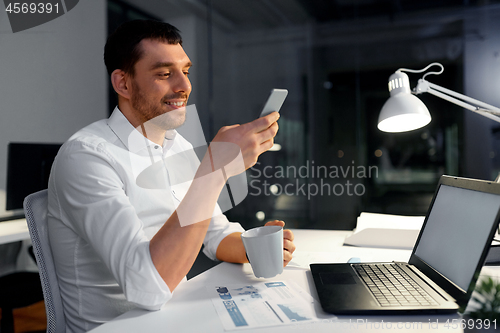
xmin=354 ymin=263 xmax=439 ymax=307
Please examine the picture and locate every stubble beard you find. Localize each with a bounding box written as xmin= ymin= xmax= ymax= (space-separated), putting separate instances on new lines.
xmin=131 ymin=80 xmax=187 ymax=131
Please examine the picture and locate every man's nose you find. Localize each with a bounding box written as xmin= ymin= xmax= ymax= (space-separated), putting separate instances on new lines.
xmin=173 ymin=72 xmax=191 ymax=93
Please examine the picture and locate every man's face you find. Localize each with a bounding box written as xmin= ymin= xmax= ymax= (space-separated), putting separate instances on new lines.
xmin=129 ymin=39 xmax=192 ymax=130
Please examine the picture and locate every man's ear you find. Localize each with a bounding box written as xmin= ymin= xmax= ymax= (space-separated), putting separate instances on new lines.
xmin=110 ymin=69 xmax=131 ymax=100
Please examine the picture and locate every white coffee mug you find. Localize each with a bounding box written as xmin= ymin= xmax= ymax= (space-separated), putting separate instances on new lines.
xmin=241 ymin=225 xmax=283 ymax=278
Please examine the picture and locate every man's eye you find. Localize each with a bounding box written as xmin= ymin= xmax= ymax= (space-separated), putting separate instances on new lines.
xmin=183 ymin=71 xmax=190 ymax=76
xmin=159 ymin=73 xmax=170 ymax=77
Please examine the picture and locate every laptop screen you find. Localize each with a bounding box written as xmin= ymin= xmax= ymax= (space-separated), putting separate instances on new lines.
xmin=414 ymin=184 xmax=500 ymax=291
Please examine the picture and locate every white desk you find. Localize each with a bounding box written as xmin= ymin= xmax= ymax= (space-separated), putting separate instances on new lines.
xmin=89 ymin=229 xmax=494 ymax=333
xmin=0 ymin=218 xmax=29 ymax=244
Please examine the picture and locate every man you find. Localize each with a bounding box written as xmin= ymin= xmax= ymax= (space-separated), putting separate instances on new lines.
xmin=47 ymin=19 xmax=295 ymax=332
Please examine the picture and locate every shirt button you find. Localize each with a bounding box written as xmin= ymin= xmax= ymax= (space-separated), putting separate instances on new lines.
xmin=154 ymin=145 xmax=159 ymax=149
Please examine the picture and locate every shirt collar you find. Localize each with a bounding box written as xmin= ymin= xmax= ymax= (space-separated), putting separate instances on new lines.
xmin=107 ymin=107 xmax=178 ymax=154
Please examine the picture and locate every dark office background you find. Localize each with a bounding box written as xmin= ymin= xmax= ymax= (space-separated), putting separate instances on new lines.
xmin=106 ymin=0 xmax=500 ymax=232
xmin=3 ymin=0 xmax=500 ymax=231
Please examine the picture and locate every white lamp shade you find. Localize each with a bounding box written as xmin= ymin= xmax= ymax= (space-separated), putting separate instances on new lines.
xmin=378 ymin=93 xmax=431 ymax=132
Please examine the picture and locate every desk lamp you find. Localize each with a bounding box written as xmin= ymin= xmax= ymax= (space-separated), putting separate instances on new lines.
xmin=378 ymin=62 xmax=500 ymax=233
xmin=378 ymin=62 xmax=500 ymax=133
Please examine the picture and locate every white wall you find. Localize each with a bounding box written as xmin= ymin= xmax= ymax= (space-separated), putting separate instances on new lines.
xmin=0 ymin=0 xmax=108 ymax=211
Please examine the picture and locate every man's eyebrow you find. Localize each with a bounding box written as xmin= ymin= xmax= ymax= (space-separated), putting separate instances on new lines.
xmin=150 ymin=61 xmax=192 ymax=70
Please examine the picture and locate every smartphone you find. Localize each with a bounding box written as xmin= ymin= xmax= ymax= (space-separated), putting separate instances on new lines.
xmin=259 ymin=89 xmax=288 ymax=118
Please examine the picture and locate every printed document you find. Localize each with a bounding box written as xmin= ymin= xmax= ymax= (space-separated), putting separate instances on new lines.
xmin=208 ymin=281 xmax=326 ymax=330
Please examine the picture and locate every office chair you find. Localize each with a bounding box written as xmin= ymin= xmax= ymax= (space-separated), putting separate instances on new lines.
xmin=24 ymin=189 xmax=66 ymax=333
xmin=0 ymin=241 xmax=44 ymax=333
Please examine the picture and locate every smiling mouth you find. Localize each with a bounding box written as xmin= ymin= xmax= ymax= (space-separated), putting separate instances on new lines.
xmin=165 ymin=101 xmax=186 ymax=107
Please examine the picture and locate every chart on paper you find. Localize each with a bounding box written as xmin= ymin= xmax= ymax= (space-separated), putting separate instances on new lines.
xmin=208 ymin=281 xmax=330 ymax=330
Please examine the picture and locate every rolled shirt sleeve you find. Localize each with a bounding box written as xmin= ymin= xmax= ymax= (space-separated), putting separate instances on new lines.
xmin=202 ymin=215 xmax=245 ymax=261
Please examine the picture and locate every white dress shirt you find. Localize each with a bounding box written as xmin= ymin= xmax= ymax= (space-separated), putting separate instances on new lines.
xmin=47 ymin=107 xmax=244 ymax=332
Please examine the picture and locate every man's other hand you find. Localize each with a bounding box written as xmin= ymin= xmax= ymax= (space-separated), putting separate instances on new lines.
xmin=264 ymin=220 xmax=295 ymax=267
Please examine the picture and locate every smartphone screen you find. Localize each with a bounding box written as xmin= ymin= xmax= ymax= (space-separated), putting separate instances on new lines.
xmin=259 ymin=89 xmax=288 ymax=118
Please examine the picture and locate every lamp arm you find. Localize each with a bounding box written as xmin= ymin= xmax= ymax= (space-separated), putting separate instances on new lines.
xmin=427 ymin=88 xmax=500 ymax=123
xmin=415 ymin=79 xmax=500 ymax=124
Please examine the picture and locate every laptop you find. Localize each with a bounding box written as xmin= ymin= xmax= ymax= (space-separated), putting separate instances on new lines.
xmin=310 ymin=175 xmax=500 ymax=315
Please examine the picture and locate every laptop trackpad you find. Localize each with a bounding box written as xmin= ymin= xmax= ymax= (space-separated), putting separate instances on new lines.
xmin=320 ymin=272 xmax=356 ymax=285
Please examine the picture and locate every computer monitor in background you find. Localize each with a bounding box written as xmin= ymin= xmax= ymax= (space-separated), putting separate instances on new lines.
xmin=5 ymin=142 xmax=62 ymax=217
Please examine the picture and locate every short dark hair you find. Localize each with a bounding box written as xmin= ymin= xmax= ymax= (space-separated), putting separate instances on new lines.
xmin=104 ymin=19 xmax=182 ymax=77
